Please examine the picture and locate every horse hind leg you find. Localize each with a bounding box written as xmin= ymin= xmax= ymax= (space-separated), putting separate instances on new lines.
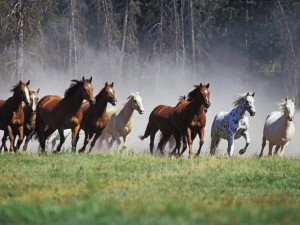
xmin=55 ymin=129 xmax=65 ymax=153
xmin=157 ymin=133 xmax=171 ymax=156
xmin=210 ymin=135 xmax=220 ymax=155
xmin=268 ymin=143 xmax=274 ymax=156
xmin=259 ymin=136 xmax=267 ymax=158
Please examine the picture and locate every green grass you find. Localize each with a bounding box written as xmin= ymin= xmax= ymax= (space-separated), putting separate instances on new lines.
xmin=0 ymin=152 xmax=300 ymax=225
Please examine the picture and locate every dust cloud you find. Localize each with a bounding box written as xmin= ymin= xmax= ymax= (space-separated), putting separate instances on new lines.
xmin=0 ymin=52 xmax=299 ymax=157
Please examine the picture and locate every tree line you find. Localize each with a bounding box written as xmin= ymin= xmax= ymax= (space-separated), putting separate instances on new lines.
xmin=0 ymin=0 xmax=299 ymax=104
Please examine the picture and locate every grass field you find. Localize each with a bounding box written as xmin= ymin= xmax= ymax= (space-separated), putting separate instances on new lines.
xmin=0 ymin=152 xmax=300 ymax=225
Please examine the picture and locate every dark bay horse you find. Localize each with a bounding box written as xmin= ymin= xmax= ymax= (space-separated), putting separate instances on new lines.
xmin=35 ymin=77 xmax=95 ymax=153
xmin=22 ymin=88 xmax=40 ymax=151
xmin=78 ymin=82 xmax=117 ymax=153
xmin=140 ymin=83 xmax=210 ymax=157
xmin=0 ymin=80 xmax=31 ymax=152
xmin=170 ymin=83 xmax=210 ymax=157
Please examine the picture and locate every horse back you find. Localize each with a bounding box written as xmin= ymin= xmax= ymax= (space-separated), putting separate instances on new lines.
xmin=149 ymin=105 xmax=175 ymax=134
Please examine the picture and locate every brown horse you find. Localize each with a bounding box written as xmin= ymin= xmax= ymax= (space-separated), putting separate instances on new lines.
xmin=78 ymin=82 xmax=117 ymax=153
xmin=0 ymin=80 xmax=31 ymax=152
xmin=140 ymin=83 xmax=210 ymax=157
xmin=170 ymin=83 xmax=210 ymax=157
xmin=158 ymin=97 xmax=208 ymax=156
xmin=35 ymin=77 xmax=95 ymax=153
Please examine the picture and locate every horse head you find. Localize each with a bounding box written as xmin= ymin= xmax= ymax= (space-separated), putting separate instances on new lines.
xmin=28 ymin=88 xmax=40 ymax=112
xmin=81 ymin=76 xmax=96 ymax=105
xmin=104 ymin=82 xmax=117 ymax=106
xmin=283 ymin=97 xmax=295 ymax=121
xmin=11 ymin=80 xmax=31 ymax=106
xmin=244 ymin=92 xmax=256 ymax=117
xmin=129 ymin=91 xmax=144 ymax=115
xmin=199 ymin=83 xmax=211 ymax=108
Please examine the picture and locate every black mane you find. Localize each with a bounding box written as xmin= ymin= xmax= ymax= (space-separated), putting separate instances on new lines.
xmin=64 ymin=79 xmax=89 ymax=98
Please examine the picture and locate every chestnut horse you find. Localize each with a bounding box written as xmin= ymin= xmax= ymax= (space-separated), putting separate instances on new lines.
xmin=35 ymin=77 xmax=95 ymax=153
xmin=140 ymin=83 xmax=210 ymax=157
xmin=158 ymin=97 xmax=208 ymax=156
xmin=78 ymin=82 xmax=117 ymax=153
xmin=0 ymin=80 xmax=31 ymax=152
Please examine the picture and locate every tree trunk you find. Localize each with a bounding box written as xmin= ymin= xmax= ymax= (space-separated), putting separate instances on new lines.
xmin=69 ymin=0 xmax=78 ymax=78
xmin=119 ymin=0 xmax=129 ymax=82
xmin=173 ymin=0 xmax=179 ymax=64
xmin=16 ymin=0 xmax=25 ymax=81
xmin=181 ymin=0 xmax=186 ymax=73
xmin=189 ymin=0 xmax=195 ymax=76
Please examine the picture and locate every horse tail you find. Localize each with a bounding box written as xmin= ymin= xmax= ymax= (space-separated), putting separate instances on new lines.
xmin=139 ymin=121 xmax=152 ymax=141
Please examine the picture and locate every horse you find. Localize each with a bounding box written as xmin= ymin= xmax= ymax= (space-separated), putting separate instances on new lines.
xmin=78 ymin=82 xmax=117 ymax=153
xmin=170 ymin=83 xmax=210 ymax=157
xmin=157 ymin=96 xmax=208 ymax=156
xmin=97 ymin=91 xmax=144 ymax=152
xmin=35 ymin=76 xmax=95 ymax=153
xmin=210 ymin=92 xmax=256 ymax=157
xmin=259 ymin=97 xmax=295 ymax=157
xmin=140 ymin=83 xmax=210 ymax=157
xmin=0 ymin=80 xmax=31 ymax=152
xmin=22 ymin=88 xmax=40 ymax=151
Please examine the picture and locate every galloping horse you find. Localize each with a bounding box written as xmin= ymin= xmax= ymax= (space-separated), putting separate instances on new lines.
xmin=35 ymin=77 xmax=95 ymax=153
xmin=259 ymin=97 xmax=295 ymax=157
xmin=0 ymin=80 xmax=31 ymax=152
xmin=78 ymin=82 xmax=117 ymax=153
xmin=170 ymin=83 xmax=210 ymax=157
xmin=210 ymin=92 xmax=256 ymax=157
xmin=22 ymin=88 xmax=40 ymax=151
xmin=98 ymin=91 xmax=144 ymax=152
xmin=140 ymin=83 xmax=210 ymax=157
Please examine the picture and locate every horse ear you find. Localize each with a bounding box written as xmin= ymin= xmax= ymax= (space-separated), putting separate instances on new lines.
xmin=111 ymin=82 xmax=114 ymax=87
xmin=246 ymin=92 xmax=249 ymax=96
xmin=105 ymin=82 xmax=108 ymax=87
xmin=89 ymin=76 xmax=92 ymax=83
xmin=285 ymin=97 xmax=288 ymax=102
xmin=26 ymin=80 xmax=30 ymax=86
xmin=82 ymin=76 xmax=85 ymax=81
xmin=206 ymin=83 xmax=209 ymax=89
xmin=37 ymin=88 xmax=40 ymax=94
xmin=200 ymin=83 xmax=203 ymax=87
xmin=252 ymin=92 xmax=255 ymax=97
xmin=19 ymin=80 xmax=22 ymax=84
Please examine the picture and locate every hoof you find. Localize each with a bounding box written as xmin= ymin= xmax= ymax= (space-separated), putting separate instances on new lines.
xmin=239 ymin=149 xmax=246 ymax=155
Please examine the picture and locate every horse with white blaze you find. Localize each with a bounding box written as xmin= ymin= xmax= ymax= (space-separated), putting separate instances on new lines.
xmin=259 ymin=97 xmax=295 ymax=157
xmin=210 ymin=92 xmax=256 ymax=157
xmin=98 ymin=91 xmax=144 ymax=152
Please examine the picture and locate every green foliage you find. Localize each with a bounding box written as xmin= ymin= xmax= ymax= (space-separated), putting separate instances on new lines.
xmin=0 ymin=153 xmax=299 ymax=225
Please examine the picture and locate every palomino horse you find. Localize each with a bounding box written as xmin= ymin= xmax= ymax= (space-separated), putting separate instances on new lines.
xmin=98 ymin=91 xmax=144 ymax=152
xmin=140 ymin=83 xmax=210 ymax=157
xmin=35 ymin=77 xmax=95 ymax=153
xmin=78 ymin=82 xmax=117 ymax=153
xmin=259 ymin=97 xmax=295 ymax=157
xmin=0 ymin=80 xmax=31 ymax=152
xmin=210 ymin=92 xmax=256 ymax=157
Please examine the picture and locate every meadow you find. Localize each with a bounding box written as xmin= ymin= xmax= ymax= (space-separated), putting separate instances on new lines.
xmin=0 ymin=152 xmax=299 ymax=225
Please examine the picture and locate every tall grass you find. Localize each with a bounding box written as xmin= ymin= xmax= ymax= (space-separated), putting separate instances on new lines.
xmin=0 ymin=152 xmax=299 ymax=225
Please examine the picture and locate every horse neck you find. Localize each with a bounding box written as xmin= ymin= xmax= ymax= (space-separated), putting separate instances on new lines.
xmin=9 ymin=94 xmax=23 ymax=112
xmin=93 ymin=93 xmax=109 ymax=117
xmin=119 ymin=98 xmax=135 ymax=123
xmin=62 ymin=90 xmax=85 ymax=114
xmin=182 ymin=98 xmax=204 ymax=121
xmin=230 ymin=104 xmax=247 ymax=119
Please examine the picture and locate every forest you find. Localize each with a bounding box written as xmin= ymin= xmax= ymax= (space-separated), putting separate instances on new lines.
xmin=0 ymin=0 xmax=299 ymax=105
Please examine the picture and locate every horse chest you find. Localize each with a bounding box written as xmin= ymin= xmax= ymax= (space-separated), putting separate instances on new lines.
xmin=12 ymin=111 xmax=23 ymax=125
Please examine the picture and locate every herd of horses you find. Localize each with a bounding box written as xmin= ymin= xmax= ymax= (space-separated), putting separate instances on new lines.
xmin=0 ymin=77 xmax=296 ymax=157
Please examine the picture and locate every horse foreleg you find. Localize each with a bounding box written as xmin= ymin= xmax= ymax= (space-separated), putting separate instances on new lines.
xmin=274 ymin=145 xmax=281 ymax=155
xmin=239 ymin=131 xmax=250 ymax=155
xmin=259 ymin=136 xmax=267 ymax=158
xmin=23 ymin=130 xmax=34 ymax=151
xmin=227 ymin=135 xmax=235 ymax=157
xmin=195 ymin=128 xmax=204 ymax=156
xmin=78 ymin=130 xmax=90 ymax=153
xmin=169 ymin=131 xmax=181 ymax=157
xmin=89 ymin=132 xmax=102 ymax=153
xmin=0 ymin=130 xmax=9 ymax=152
xmin=7 ymin=125 xmax=15 ymax=153
xmin=71 ymin=126 xmax=80 ymax=153
xmin=15 ymin=125 xmax=24 ymax=151
xmin=186 ymin=128 xmax=193 ymax=158
xmin=210 ymin=134 xmax=220 ymax=155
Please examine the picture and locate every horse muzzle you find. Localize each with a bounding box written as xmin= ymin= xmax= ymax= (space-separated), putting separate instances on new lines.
xmin=288 ymin=116 xmax=293 ymax=121
xmin=89 ymin=99 xmax=96 ymax=105
xmin=138 ymin=109 xmax=144 ymax=115
xmin=205 ymin=102 xmax=211 ymax=109
xmin=110 ymin=99 xmax=117 ymax=106
xmin=250 ymin=112 xmax=256 ymax=117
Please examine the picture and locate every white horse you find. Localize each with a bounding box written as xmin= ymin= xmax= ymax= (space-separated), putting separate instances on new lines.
xmin=210 ymin=92 xmax=256 ymax=156
xmin=259 ymin=97 xmax=295 ymax=157
xmin=98 ymin=92 xmax=144 ymax=151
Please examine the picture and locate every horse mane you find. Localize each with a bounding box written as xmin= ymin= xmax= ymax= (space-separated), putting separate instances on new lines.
xmin=64 ymin=79 xmax=87 ymax=98
xmin=127 ymin=91 xmax=140 ymax=100
xmin=178 ymin=95 xmax=186 ymax=101
xmin=232 ymin=93 xmax=247 ymax=107
xmin=10 ymin=83 xmax=21 ymax=92
xmin=187 ymin=85 xmax=201 ymax=101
